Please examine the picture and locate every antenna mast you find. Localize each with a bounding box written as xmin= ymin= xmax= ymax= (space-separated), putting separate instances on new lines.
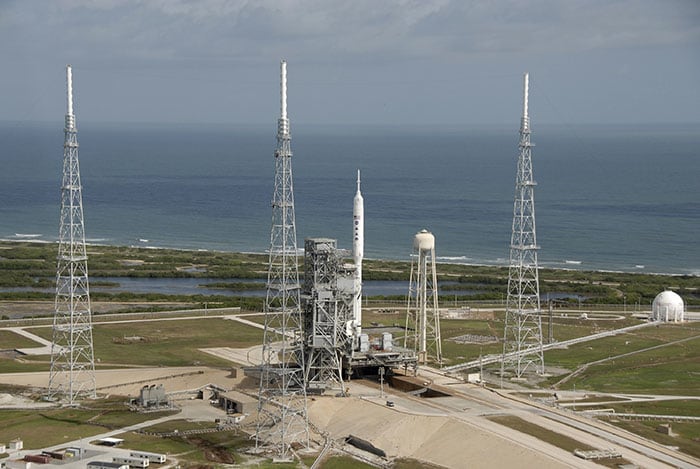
xmin=502 ymin=72 xmax=545 ymax=378
xmin=256 ymin=60 xmax=309 ymax=460
xmin=48 ymin=65 xmax=97 ymax=403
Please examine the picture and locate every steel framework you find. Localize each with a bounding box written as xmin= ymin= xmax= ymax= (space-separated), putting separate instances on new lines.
xmin=405 ymin=230 xmax=442 ymax=365
xmin=502 ymin=73 xmax=545 ymax=377
xmin=302 ymin=238 xmax=354 ymax=393
xmin=48 ymin=65 xmax=97 ymax=404
xmin=256 ymin=60 xmax=309 ymax=459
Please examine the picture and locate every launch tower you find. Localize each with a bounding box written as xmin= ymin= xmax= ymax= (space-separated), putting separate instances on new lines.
xmin=47 ymin=65 xmax=97 ymax=404
xmin=405 ymin=230 xmax=442 ymax=365
xmin=256 ymin=60 xmax=309 ymax=459
xmin=302 ymin=238 xmax=354 ymax=393
xmin=501 ymin=73 xmax=545 ymax=377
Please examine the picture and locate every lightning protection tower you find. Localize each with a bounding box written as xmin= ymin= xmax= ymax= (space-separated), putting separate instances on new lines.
xmin=48 ymin=65 xmax=97 ymax=404
xmin=502 ymin=73 xmax=545 ymax=378
xmin=256 ymin=60 xmax=309 ymax=460
xmin=405 ymin=230 xmax=442 ymax=365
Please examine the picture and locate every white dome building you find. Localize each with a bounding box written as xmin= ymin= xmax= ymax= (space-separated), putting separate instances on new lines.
xmin=651 ymin=290 xmax=685 ymax=322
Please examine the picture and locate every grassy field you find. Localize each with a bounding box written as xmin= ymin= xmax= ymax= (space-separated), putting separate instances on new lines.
xmin=545 ymin=322 xmax=700 ymax=395
xmin=0 ymin=330 xmax=44 ymax=349
xmin=601 ymin=417 xmax=700 ymax=459
xmin=24 ymin=318 xmax=264 ymax=368
xmin=488 ymin=415 xmax=630 ymax=468
xmin=0 ymin=397 xmax=175 ymax=450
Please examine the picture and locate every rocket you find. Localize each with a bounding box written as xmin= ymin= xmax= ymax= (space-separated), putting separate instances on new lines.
xmin=353 ymin=169 xmax=364 ymax=337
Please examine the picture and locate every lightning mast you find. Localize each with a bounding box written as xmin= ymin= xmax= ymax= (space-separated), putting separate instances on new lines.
xmin=502 ymin=73 xmax=545 ymax=378
xmin=256 ymin=60 xmax=309 ymax=460
xmin=48 ymin=65 xmax=96 ymax=404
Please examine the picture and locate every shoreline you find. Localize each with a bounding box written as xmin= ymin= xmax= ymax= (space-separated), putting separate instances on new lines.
xmin=2 ymin=237 xmax=697 ymax=278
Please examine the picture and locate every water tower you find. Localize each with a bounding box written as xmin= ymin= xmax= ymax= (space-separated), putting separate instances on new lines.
xmin=405 ymin=229 xmax=442 ymax=365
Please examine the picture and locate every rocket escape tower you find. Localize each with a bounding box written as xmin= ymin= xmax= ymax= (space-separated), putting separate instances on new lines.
xmin=48 ymin=65 xmax=97 ymax=404
xmin=256 ymin=60 xmax=309 ymax=459
xmin=502 ymin=73 xmax=545 ymax=378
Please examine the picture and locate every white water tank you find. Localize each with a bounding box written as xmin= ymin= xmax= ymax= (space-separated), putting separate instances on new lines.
xmin=413 ymin=229 xmax=435 ymax=251
xmin=652 ymin=290 xmax=684 ymax=322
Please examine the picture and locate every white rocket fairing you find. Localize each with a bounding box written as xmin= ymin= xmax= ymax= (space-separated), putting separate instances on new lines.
xmin=353 ymin=169 xmax=364 ymax=337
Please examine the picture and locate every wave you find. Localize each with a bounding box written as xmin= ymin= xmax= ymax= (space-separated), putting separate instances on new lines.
xmin=14 ymin=233 xmax=42 ymax=238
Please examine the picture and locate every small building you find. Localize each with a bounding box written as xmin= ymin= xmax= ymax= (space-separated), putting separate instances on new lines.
xmin=138 ymin=384 xmax=168 ymax=408
xmin=652 ymin=290 xmax=684 ymax=322
xmin=656 ymin=423 xmax=676 ymax=436
xmin=97 ymin=438 xmax=124 ymax=447
xmin=88 ymin=462 xmax=129 ymax=469
xmin=217 ymin=390 xmax=257 ymax=415
xmin=8 ymin=440 xmax=23 ymax=452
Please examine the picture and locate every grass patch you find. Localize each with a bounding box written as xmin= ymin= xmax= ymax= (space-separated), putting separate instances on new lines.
xmin=0 ymin=397 xmax=175 ymax=450
xmin=488 ymin=415 xmax=594 ymax=453
xmin=604 ymin=399 xmax=700 ymax=416
xmin=319 ymin=455 xmax=376 ymax=468
xmin=488 ymin=415 xmax=628 ymax=468
xmin=26 ymin=318 xmax=263 ymax=368
xmin=0 ymin=330 xmax=44 ymax=349
xmin=392 ymin=458 xmax=446 ymax=469
xmin=602 ymin=417 xmax=700 ymax=459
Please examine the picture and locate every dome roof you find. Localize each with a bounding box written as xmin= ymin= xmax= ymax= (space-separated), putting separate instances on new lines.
xmin=652 ymin=290 xmax=684 ymax=322
xmin=653 ymin=290 xmax=684 ymax=309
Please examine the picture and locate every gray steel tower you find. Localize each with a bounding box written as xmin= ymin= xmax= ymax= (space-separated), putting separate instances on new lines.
xmin=256 ymin=60 xmax=309 ymax=460
xmin=48 ymin=65 xmax=97 ymax=404
xmin=302 ymin=238 xmax=355 ymax=394
xmin=502 ymin=73 xmax=545 ymax=378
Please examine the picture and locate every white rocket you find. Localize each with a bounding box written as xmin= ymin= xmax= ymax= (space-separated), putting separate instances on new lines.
xmin=353 ymin=169 xmax=364 ymax=337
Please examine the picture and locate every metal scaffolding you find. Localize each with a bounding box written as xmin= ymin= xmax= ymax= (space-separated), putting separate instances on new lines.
xmin=405 ymin=230 xmax=442 ymax=366
xmin=502 ymin=72 xmax=545 ymax=378
xmin=256 ymin=60 xmax=309 ymax=460
xmin=48 ymin=65 xmax=97 ymax=404
xmin=302 ymin=238 xmax=355 ymax=393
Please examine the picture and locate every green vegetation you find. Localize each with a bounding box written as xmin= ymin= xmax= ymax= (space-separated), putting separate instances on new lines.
xmin=602 ymin=418 xmax=700 ymax=459
xmin=0 ymin=330 xmax=44 ymax=349
xmin=25 ymin=318 xmax=264 ymax=368
xmin=0 ymin=397 xmax=175 ymax=450
xmin=488 ymin=415 xmax=629 ymax=468
xmin=1 ymin=241 xmax=697 ymax=307
xmin=318 ymin=455 xmax=376 ymax=468
xmin=546 ymin=323 xmax=700 ymax=395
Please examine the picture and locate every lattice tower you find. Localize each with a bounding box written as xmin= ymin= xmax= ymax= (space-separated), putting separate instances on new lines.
xmin=502 ymin=73 xmax=545 ymax=377
xmin=405 ymin=230 xmax=442 ymax=365
xmin=48 ymin=65 xmax=96 ymax=403
xmin=302 ymin=238 xmax=354 ymax=393
xmin=256 ymin=60 xmax=309 ymax=459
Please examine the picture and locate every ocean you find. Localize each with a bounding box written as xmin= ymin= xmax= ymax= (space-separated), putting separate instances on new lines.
xmin=0 ymin=121 xmax=698 ymax=276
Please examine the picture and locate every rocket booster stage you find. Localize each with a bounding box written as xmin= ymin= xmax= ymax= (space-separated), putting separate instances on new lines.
xmin=353 ymin=169 xmax=364 ymax=336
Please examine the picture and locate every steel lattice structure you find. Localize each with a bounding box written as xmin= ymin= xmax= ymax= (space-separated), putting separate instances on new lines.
xmin=405 ymin=230 xmax=442 ymax=366
xmin=256 ymin=60 xmax=309 ymax=459
xmin=47 ymin=65 xmax=96 ymax=404
xmin=302 ymin=238 xmax=354 ymax=393
xmin=502 ymin=73 xmax=545 ymax=378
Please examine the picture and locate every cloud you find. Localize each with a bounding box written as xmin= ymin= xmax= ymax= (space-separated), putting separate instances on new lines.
xmin=3 ymin=0 xmax=698 ymax=67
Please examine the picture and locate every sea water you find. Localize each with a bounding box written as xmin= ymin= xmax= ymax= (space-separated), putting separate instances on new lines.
xmin=0 ymin=121 xmax=698 ymax=275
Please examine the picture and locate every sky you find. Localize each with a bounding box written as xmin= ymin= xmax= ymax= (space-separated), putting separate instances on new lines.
xmin=1 ymin=0 xmax=699 ymax=126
